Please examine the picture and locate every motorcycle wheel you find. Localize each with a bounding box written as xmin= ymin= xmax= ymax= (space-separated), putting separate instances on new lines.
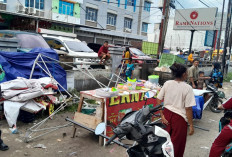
xmin=209 ymin=98 xmax=223 ymax=113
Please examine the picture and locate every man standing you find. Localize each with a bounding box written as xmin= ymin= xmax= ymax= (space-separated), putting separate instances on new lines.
xmin=98 ymin=41 xmax=111 ymax=64
xmin=188 ymin=59 xmax=200 ymax=89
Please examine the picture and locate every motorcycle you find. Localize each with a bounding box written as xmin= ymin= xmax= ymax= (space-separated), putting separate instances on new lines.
xmin=104 ymin=91 xmax=174 ymax=157
xmin=205 ymin=83 xmax=226 ymax=113
xmin=105 ymin=104 xmax=174 ymax=157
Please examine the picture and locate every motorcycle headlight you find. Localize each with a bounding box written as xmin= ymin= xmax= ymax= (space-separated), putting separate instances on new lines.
xmin=217 ymin=91 xmax=225 ymax=98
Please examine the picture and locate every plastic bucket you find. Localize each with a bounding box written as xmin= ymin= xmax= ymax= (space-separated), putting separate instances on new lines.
xmin=148 ymin=75 xmax=159 ymax=84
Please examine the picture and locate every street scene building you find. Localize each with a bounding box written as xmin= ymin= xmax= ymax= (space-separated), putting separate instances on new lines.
xmin=0 ymin=1 xmax=232 ymax=157
xmin=0 ymin=0 xmax=151 ymax=44
xmin=76 ymin=0 xmax=151 ymax=44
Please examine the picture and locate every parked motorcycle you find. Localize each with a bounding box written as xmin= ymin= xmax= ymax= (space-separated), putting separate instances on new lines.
xmin=105 ymin=104 xmax=174 ymax=157
xmin=104 ymin=91 xmax=174 ymax=157
xmin=205 ymin=83 xmax=226 ymax=113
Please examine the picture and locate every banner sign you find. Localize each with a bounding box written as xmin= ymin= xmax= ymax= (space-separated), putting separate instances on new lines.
xmin=105 ymin=92 xmax=158 ymax=138
xmin=174 ymin=8 xmax=217 ymax=30
xmin=204 ymin=30 xmax=215 ymax=47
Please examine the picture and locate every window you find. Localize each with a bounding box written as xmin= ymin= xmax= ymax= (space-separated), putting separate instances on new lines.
xmin=0 ymin=0 xmax=7 ymax=3
xmin=44 ymin=38 xmax=64 ymax=50
xmin=25 ymin=0 xmax=44 ymax=9
xmin=142 ymin=23 xmax=148 ymax=33
xmin=124 ymin=18 xmax=132 ymax=29
xmin=86 ymin=7 xmax=98 ymax=22
xmin=107 ymin=13 xmax=117 ymax=26
xmin=59 ymin=0 xmax=74 ymax=16
xmin=64 ymin=41 xmax=94 ymax=52
xmin=144 ymin=1 xmax=151 ymax=12
xmin=127 ymin=0 xmax=134 ymax=6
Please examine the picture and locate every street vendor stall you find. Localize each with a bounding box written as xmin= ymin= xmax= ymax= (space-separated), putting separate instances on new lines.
xmin=72 ymin=87 xmax=159 ymax=145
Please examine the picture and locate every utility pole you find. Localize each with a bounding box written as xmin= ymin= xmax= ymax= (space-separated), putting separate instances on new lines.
xmin=222 ymin=0 xmax=232 ymax=74
xmin=189 ymin=30 xmax=195 ymax=55
xmin=157 ymin=0 xmax=171 ymax=59
xmin=157 ymin=0 xmax=166 ymax=59
xmin=216 ymin=0 xmax=225 ymax=61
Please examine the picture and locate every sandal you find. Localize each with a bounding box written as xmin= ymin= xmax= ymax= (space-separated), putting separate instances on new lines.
xmin=0 ymin=142 xmax=9 ymax=151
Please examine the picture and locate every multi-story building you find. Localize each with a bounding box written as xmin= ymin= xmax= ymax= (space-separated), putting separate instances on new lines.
xmin=0 ymin=0 xmax=82 ymax=32
xmin=0 ymin=0 xmax=151 ymax=44
xmin=76 ymin=0 xmax=152 ymax=44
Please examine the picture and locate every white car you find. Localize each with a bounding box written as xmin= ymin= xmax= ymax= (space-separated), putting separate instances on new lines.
xmin=42 ymin=35 xmax=98 ymax=58
xmin=43 ymin=35 xmax=98 ymax=68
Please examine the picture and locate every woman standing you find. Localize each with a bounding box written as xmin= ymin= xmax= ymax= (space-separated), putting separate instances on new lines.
xmin=157 ymin=63 xmax=196 ymax=157
xmin=124 ymin=47 xmax=131 ymax=64
xmin=210 ymin=62 xmax=223 ymax=88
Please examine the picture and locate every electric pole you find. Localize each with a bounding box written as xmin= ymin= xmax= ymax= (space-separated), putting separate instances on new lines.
xmin=157 ymin=0 xmax=172 ymax=59
xmin=216 ymin=0 xmax=225 ymax=61
xmin=222 ymin=0 xmax=232 ymax=74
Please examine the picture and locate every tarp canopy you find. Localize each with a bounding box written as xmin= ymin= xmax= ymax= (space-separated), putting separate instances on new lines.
xmin=0 ymin=48 xmax=67 ymax=89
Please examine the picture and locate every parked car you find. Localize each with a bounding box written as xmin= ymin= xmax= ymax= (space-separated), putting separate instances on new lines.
xmin=129 ymin=48 xmax=154 ymax=64
xmin=43 ymin=35 xmax=99 ymax=69
xmin=0 ymin=30 xmax=50 ymax=52
xmin=42 ymin=35 xmax=97 ymax=58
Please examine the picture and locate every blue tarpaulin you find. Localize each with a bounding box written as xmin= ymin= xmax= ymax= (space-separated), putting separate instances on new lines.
xmin=192 ymin=96 xmax=205 ymax=119
xmin=0 ymin=48 xmax=67 ymax=89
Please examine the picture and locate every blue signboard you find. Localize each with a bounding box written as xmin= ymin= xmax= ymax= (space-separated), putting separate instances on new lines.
xmin=204 ymin=31 xmax=215 ymax=47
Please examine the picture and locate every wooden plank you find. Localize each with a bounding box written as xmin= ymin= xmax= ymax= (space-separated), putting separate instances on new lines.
xmin=72 ymin=126 xmax=77 ymax=138
xmin=77 ymin=96 xmax=84 ymax=112
xmin=81 ymin=93 xmax=105 ymax=102
xmin=74 ymin=112 xmax=102 ymax=130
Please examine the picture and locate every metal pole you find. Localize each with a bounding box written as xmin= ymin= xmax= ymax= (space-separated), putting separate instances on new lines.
xmin=65 ymin=118 xmax=129 ymax=149
xmin=161 ymin=0 xmax=171 ymax=53
xmin=222 ymin=0 xmax=232 ymax=74
xmin=157 ymin=0 xmax=167 ymax=59
xmin=189 ymin=30 xmax=195 ymax=54
xmin=217 ymin=0 xmax=226 ymax=61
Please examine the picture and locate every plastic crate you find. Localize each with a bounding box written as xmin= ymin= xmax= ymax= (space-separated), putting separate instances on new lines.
xmin=159 ymin=54 xmax=185 ymax=67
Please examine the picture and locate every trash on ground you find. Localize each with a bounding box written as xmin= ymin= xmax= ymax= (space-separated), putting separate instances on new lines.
xmin=34 ymin=144 xmax=47 ymax=149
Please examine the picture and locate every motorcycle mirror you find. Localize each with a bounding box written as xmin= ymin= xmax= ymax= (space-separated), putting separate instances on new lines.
xmin=145 ymin=90 xmax=156 ymax=99
xmin=95 ymin=122 xmax=106 ymax=135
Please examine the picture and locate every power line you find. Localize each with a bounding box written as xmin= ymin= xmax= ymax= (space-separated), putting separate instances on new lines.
xmin=214 ymin=0 xmax=223 ymax=5
xmin=204 ymin=0 xmax=217 ymax=7
xmin=93 ymin=0 xmax=160 ymax=8
xmin=116 ymin=9 xmax=162 ymax=30
xmin=175 ymin=0 xmax=185 ymax=9
xmin=198 ymin=0 xmax=210 ymax=7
